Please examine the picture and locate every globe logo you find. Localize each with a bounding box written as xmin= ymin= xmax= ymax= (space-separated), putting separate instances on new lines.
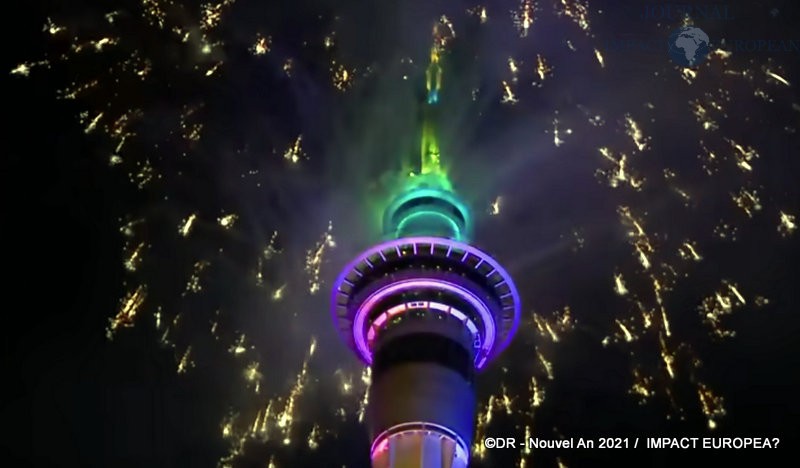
xmin=668 ymin=26 xmax=710 ymax=67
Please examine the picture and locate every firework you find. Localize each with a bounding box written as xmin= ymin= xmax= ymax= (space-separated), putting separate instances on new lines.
xmin=15 ymin=1 xmax=798 ymax=466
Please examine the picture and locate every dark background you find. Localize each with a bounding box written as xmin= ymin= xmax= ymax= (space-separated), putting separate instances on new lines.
xmin=4 ymin=1 xmax=799 ymax=467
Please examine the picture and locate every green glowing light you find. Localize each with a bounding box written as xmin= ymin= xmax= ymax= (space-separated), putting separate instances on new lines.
xmin=396 ymin=210 xmax=462 ymax=239
xmin=367 ymin=35 xmax=473 ymax=242
xmin=420 ymin=121 xmax=444 ymax=178
xmin=420 ymin=44 xmax=446 ymax=180
xmin=383 ymin=187 xmax=471 ymax=241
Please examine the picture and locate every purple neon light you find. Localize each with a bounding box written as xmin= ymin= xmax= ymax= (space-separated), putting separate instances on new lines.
xmin=370 ymin=422 xmax=469 ymax=465
xmin=331 ymin=236 xmax=522 ymax=367
xmin=354 ymin=278 xmax=495 ymax=368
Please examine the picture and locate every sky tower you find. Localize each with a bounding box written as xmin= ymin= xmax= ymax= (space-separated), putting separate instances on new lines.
xmin=330 ymin=30 xmax=521 ymax=468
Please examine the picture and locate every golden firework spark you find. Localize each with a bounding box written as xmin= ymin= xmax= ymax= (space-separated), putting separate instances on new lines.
xmin=512 ymin=0 xmax=537 ymax=37
xmin=331 ymin=61 xmax=355 ymax=91
xmin=252 ymin=34 xmax=271 ymax=55
xmin=697 ymin=383 xmax=726 ymax=429
xmin=529 ymin=376 xmax=545 ymax=408
xmin=244 ymin=361 xmax=263 ymax=392
xmin=357 ymin=367 xmax=371 ymax=423
xmin=594 ymin=48 xmax=605 ymax=68
xmin=532 ymin=306 xmax=575 ymax=343
xmin=218 ymin=213 xmax=238 ymax=229
xmin=184 ymin=260 xmax=210 ymax=294
xmin=624 ymin=115 xmax=649 ymax=152
xmin=630 ymin=367 xmax=655 ymax=404
xmin=107 ymin=285 xmax=147 ymax=339
xmin=468 ymin=6 xmax=489 ymax=23
xmin=307 ymin=424 xmax=321 ymax=450
xmin=501 ymin=80 xmax=518 ymax=104
xmin=489 ymin=196 xmax=502 ymax=215
xmin=305 ymin=221 xmax=335 ymax=294
xmin=597 ymin=147 xmax=644 ymax=190
xmin=179 ymin=213 xmax=197 ymax=237
xmin=614 ymin=273 xmax=628 ymax=296
xmin=764 ymin=68 xmax=790 ymax=86
xmin=551 ymin=114 xmax=573 ymax=147
xmin=731 ymin=187 xmax=762 ymax=217
xmin=271 ymin=283 xmax=287 ymax=301
xmin=778 ymin=211 xmax=796 ymax=237
xmin=534 ymin=54 xmax=553 ymax=83
xmin=283 ymin=135 xmax=305 ymax=164
xmin=177 ymin=346 xmax=194 ymax=374
xmin=555 ymin=0 xmax=591 ymax=32
xmin=678 ymin=241 xmax=702 ymax=261
xmin=508 ymin=57 xmax=520 ymax=83
xmin=124 ymin=242 xmax=146 ymax=271
xmin=228 ymin=333 xmax=248 ymax=355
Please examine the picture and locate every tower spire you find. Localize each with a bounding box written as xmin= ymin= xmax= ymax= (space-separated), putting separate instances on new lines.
xmin=420 ymin=24 xmax=447 ymax=177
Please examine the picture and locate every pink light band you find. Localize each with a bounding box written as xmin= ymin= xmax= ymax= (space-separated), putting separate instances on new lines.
xmin=366 ymin=300 xmax=481 ymax=350
xmin=353 ymin=278 xmax=495 ymax=369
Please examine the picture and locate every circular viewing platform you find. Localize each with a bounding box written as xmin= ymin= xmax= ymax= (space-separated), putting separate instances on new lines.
xmin=331 ymin=237 xmax=520 ymax=369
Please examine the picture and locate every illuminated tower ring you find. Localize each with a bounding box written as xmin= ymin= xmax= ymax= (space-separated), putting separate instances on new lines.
xmin=383 ymin=187 xmax=471 ymax=240
xmin=331 ymin=236 xmax=521 ymax=370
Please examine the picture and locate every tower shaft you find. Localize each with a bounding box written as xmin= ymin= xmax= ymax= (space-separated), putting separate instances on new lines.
xmin=368 ymin=315 xmax=475 ymax=467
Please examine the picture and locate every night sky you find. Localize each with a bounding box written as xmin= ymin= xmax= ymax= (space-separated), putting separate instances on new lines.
xmin=5 ymin=1 xmax=800 ymax=467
